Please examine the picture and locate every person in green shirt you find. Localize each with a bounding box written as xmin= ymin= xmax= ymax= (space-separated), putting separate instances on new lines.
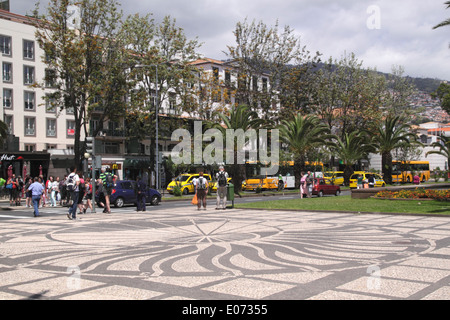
xmin=357 ymin=175 xmax=364 ymax=189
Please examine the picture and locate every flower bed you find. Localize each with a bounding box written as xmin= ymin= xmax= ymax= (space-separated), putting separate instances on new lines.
xmin=374 ymin=188 xmax=450 ymax=201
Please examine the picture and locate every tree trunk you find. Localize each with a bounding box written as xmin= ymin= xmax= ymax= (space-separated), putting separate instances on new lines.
xmin=382 ymin=151 xmax=393 ymax=185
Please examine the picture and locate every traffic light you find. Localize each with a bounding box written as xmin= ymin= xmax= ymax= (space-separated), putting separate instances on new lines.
xmin=86 ymin=136 xmax=95 ymax=156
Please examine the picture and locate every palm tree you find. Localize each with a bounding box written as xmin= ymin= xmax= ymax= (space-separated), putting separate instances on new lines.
xmin=279 ymin=114 xmax=333 ymax=188
xmin=426 ymin=135 xmax=450 ymax=172
xmin=433 ymin=1 xmax=450 ymax=29
xmin=371 ymin=115 xmax=417 ymax=185
xmin=329 ymin=131 xmax=377 ymax=186
xmin=211 ymin=104 xmax=267 ymax=193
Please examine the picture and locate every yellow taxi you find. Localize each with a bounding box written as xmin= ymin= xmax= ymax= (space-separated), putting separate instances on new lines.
xmin=323 ymin=171 xmax=344 ymax=186
xmin=242 ymin=176 xmax=278 ymax=191
xmin=166 ymin=173 xmax=212 ymax=195
xmin=349 ymin=172 xmax=386 ymax=189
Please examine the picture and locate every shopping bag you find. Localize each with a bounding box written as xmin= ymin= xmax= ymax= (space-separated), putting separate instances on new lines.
xmin=191 ymin=193 xmax=198 ymax=205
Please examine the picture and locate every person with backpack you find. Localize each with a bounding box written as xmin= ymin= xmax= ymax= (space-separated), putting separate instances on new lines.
xmin=195 ymin=172 xmax=209 ymax=211
xmin=66 ymin=166 xmax=80 ymax=220
xmin=215 ymin=166 xmax=228 ymax=210
xmin=100 ymin=167 xmax=117 ymax=214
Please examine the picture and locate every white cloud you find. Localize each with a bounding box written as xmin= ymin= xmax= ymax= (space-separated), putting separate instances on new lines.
xmin=11 ymin=0 xmax=450 ymax=80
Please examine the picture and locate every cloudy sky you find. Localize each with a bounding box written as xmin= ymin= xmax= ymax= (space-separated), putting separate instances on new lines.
xmin=11 ymin=0 xmax=450 ymax=80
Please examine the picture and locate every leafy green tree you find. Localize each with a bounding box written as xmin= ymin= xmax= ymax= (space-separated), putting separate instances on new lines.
xmin=279 ymin=114 xmax=333 ymax=188
xmin=311 ymin=53 xmax=386 ymax=140
xmin=426 ymin=135 xmax=450 ymax=171
xmin=371 ymin=115 xmax=418 ymax=185
xmin=211 ymin=104 xmax=267 ymax=193
xmin=33 ymin=0 xmax=125 ymax=169
xmin=226 ymin=19 xmax=318 ymax=122
xmin=329 ymin=131 xmax=376 ymax=186
xmin=121 ymin=14 xmax=201 ymax=178
xmin=432 ymin=82 xmax=450 ymax=115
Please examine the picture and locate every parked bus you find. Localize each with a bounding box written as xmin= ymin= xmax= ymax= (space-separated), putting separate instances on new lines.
xmin=392 ymin=160 xmax=430 ymax=183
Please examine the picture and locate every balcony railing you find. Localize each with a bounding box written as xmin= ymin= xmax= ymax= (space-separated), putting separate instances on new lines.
xmin=90 ymin=128 xmax=125 ymax=137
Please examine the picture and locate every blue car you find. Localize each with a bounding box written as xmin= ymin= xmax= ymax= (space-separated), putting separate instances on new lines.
xmin=96 ymin=180 xmax=161 ymax=208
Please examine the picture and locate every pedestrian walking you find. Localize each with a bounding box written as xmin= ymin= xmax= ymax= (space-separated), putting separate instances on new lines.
xmin=305 ymin=171 xmax=313 ymax=198
xmin=357 ymin=174 xmax=363 ymax=189
xmin=215 ymin=166 xmax=228 ymax=210
xmin=136 ymin=176 xmax=147 ymax=212
xmin=76 ymin=171 xmax=85 ymax=214
xmin=47 ymin=176 xmax=56 ymax=206
xmin=195 ymin=172 xmax=209 ymax=210
xmin=28 ymin=177 xmax=44 ymax=217
xmin=14 ymin=176 xmax=23 ymax=206
xmin=299 ymin=171 xmax=305 ymax=199
xmin=83 ymin=178 xmax=93 ymax=213
xmin=99 ymin=167 xmax=117 ymax=214
xmin=24 ymin=175 xmax=32 ymax=208
xmin=53 ymin=176 xmax=60 ymax=205
xmin=66 ymin=167 xmax=80 ymax=220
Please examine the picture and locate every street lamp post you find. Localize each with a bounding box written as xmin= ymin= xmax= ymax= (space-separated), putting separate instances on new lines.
xmin=135 ymin=63 xmax=164 ymax=191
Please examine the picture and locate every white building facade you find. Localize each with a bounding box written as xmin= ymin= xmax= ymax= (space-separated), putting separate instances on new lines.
xmin=1 ymin=9 xmax=81 ymax=178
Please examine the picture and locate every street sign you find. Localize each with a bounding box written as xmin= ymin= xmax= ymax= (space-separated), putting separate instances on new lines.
xmin=94 ymin=155 xmax=102 ymax=169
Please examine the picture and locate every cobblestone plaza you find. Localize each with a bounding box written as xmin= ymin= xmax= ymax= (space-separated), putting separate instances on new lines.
xmin=0 ymin=207 xmax=449 ymax=300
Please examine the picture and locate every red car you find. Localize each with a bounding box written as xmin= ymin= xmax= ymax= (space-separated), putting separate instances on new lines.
xmin=303 ymin=178 xmax=341 ymax=197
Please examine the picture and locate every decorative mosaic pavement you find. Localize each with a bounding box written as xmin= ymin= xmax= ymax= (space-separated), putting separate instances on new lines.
xmin=0 ymin=208 xmax=449 ymax=300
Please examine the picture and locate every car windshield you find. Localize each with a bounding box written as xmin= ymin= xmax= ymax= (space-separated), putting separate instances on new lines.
xmin=175 ymin=175 xmax=191 ymax=182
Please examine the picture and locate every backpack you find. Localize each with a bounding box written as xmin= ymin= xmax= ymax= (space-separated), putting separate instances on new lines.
xmin=105 ymin=173 xmax=114 ymax=188
xmin=197 ymin=177 xmax=207 ymax=190
xmin=66 ymin=173 xmax=75 ymax=191
xmin=218 ymin=172 xmax=227 ymax=187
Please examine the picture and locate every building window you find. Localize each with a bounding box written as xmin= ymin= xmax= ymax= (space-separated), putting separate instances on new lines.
xmin=4 ymin=115 xmax=13 ymax=134
xmin=46 ymin=144 xmax=57 ymax=150
xmin=66 ymin=145 xmax=74 ymax=151
xmin=104 ymin=142 xmax=120 ymax=154
xmin=23 ymin=66 xmax=35 ymax=85
xmin=45 ymin=69 xmax=56 ymax=88
xmin=212 ymin=67 xmax=219 ymax=82
xmin=24 ymin=117 xmax=36 ymax=136
xmin=252 ymin=76 xmax=258 ymax=92
xmin=225 ymin=70 xmax=231 ymax=87
xmin=25 ymin=144 xmax=36 ymax=152
xmin=46 ymin=118 xmax=57 ymax=137
xmin=45 ymin=94 xmax=56 ymax=113
xmin=23 ymin=40 xmax=34 ymax=60
xmin=262 ymin=77 xmax=268 ymax=93
xmin=24 ymin=91 xmax=35 ymax=111
xmin=2 ymin=62 xmax=12 ymax=82
xmin=3 ymin=88 xmax=12 ymax=109
xmin=0 ymin=35 xmax=11 ymax=56
xmin=67 ymin=120 xmax=75 ymax=138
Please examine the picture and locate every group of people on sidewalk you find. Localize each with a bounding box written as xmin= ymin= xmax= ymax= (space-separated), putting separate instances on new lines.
xmin=193 ymin=166 xmax=229 ymax=211
xmin=24 ymin=166 xmax=116 ymax=219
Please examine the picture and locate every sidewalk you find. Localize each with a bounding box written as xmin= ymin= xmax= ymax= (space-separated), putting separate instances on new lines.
xmin=1 ymin=206 xmax=449 ymax=300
